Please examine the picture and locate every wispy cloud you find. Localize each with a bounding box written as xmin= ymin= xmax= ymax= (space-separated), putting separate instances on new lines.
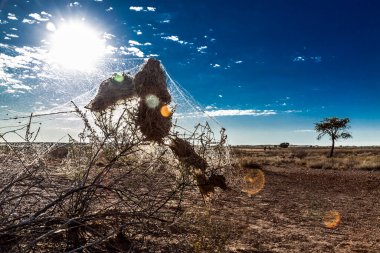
xmin=129 ymin=6 xmax=144 ymax=12
xmin=41 ymin=11 xmax=52 ymax=17
xmin=129 ymin=40 xmax=142 ymax=46
xmin=211 ymin=63 xmax=220 ymax=68
xmin=161 ymin=35 xmax=187 ymax=44
xmin=206 ymin=109 xmax=277 ymax=117
xmin=119 ymin=46 xmax=144 ymax=58
xmin=128 ymin=40 xmax=151 ymax=46
xmin=5 ymin=34 xmax=19 ymax=38
xmin=293 ymin=56 xmax=305 ymax=62
xmin=103 ymin=32 xmax=115 ymax=40
xmin=293 ymin=56 xmax=322 ymax=63
xmin=106 ymin=7 xmax=113 ymax=12
xmin=284 ymin=110 xmax=302 ymax=113
xmin=29 ymin=12 xmax=51 ymax=22
xmin=177 ymin=109 xmax=277 ymax=118
xmin=197 ymin=46 xmax=207 ymax=53
xmin=0 ymin=44 xmax=49 ymax=93
xmin=293 ymin=129 xmax=314 ymax=133
xmin=69 ymin=2 xmax=81 ymax=7
xmin=7 ymin=13 xmax=17 ymax=21
xmin=129 ymin=6 xmax=156 ymax=12
xmin=235 ymin=60 xmax=243 ymax=64
xmin=22 ymin=18 xmax=36 ymax=24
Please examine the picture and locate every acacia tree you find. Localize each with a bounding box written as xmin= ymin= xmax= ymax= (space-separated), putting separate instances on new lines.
xmin=315 ymin=117 xmax=352 ymax=157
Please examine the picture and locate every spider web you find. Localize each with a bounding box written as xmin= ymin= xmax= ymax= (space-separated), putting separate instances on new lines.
xmin=0 ymin=57 xmax=227 ymax=146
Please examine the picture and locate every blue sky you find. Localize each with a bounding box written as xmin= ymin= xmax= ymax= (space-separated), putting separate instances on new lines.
xmin=0 ymin=0 xmax=379 ymax=145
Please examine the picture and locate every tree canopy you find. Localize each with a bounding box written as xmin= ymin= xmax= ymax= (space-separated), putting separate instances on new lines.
xmin=315 ymin=117 xmax=352 ymax=157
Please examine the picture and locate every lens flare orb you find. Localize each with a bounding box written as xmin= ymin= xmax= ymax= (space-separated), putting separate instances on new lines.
xmin=145 ymin=94 xmax=160 ymax=109
xmin=323 ymin=210 xmax=341 ymax=229
xmin=160 ymin=105 xmax=172 ymax=117
xmin=242 ymin=169 xmax=265 ymax=196
xmin=113 ymin=73 xmax=124 ymax=83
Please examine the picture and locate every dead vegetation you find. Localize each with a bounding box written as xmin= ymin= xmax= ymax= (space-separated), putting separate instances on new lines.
xmin=0 ymin=59 xmax=232 ymax=252
xmin=233 ymin=146 xmax=380 ymax=171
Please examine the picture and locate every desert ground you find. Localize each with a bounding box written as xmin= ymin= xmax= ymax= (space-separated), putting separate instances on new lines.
xmin=159 ymin=146 xmax=380 ymax=252
xmin=1 ymin=145 xmax=379 ymax=252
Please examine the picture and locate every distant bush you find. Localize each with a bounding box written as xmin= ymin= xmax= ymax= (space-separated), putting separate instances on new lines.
xmin=293 ymin=150 xmax=308 ymax=159
xmin=279 ymin=142 xmax=290 ymax=148
xmin=240 ymin=157 xmax=262 ymax=169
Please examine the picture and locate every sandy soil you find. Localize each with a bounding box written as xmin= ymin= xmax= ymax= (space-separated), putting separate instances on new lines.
xmin=210 ymin=166 xmax=380 ymax=252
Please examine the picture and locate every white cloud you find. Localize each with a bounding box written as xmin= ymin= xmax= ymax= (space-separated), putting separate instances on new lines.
xmin=147 ymin=7 xmax=156 ymax=12
xmin=177 ymin=109 xmax=277 ymax=118
xmin=10 ymin=83 xmax=32 ymax=90
xmin=41 ymin=11 xmax=52 ymax=17
xmin=284 ymin=110 xmax=302 ymax=113
xmin=94 ymin=0 xmax=103 ymax=1
xmin=3 ymin=37 xmax=11 ymax=40
xmin=119 ymin=46 xmax=144 ymax=58
xmin=197 ymin=46 xmax=207 ymax=52
xmin=103 ymin=32 xmax=115 ymax=40
xmin=144 ymin=42 xmax=152 ymax=46
xmin=105 ymin=45 xmax=117 ymax=54
xmin=160 ymin=20 xmax=170 ymax=23
xmin=22 ymin=18 xmax=36 ymax=24
xmin=293 ymin=129 xmax=314 ymax=133
xmin=136 ymin=30 xmax=142 ymax=35
xmin=127 ymin=47 xmax=144 ymax=57
xmin=205 ymin=109 xmax=277 ymax=117
xmin=5 ymin=34 xmax=19 ymax=38
xmin=106 ymin=7 xmax=113 ymax=12
xmin=10 ymin=28 xmax=18 ymax=31
xmin=293 ymin=56 xmax=305 ymax=62
xmin=205 ymin=105 xmax=217 ymax=110
xmin=235 ymin=60 xmax=243 ymax=64
xmin=29 ymin=13 xmax=49 ymax=22
xmin=129 ymin=40 xmax=142 ymax=46
xmin=7 ymin=13 xmax=17 ymax=20
xmin=0 ymin=45 xmax=48 ymax=93
xmin=161 ymin=35 xmax=187 ymax=44
xmin=0 ymin=19 xmax=9 ymax=24
xmin=129 ymin=6 xmax=144 ymax=11
xmin=162 ymin=35 xmax=179 ymax=41
xmin=69 ymin=2 xmax=81 ymax=7
xmin=211 ymin=64 xmax=220 ymax=68
xmin=218 ymin=94 xmax=223 ymax=98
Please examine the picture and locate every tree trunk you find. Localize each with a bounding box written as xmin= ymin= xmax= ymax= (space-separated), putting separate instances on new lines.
xmin=329 ymin=139 xmax=335 ymax=158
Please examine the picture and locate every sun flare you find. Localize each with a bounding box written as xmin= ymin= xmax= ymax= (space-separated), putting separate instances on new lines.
xmin=49 ymin=21 xmax=106 ymax=71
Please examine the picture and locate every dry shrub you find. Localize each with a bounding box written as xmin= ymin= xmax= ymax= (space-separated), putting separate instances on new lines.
xmin=293 ymin=149 xmax=308 ymax=159
xmin=180 ymin=208 xmax=238 ymax=253
xmin=170 ymin=137 xmax=228 ymax=195
xmin=305 ymin=154 xmax=380 ymax=171
xmin=0 ymin=58 xmax=232 ymax=252
xmin=239 ymin=157 xmax=262 ymax=169
xmin=354 ymin=156 xmax=380 ymax=170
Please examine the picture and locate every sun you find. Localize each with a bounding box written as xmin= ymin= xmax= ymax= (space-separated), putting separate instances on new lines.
xmin=48 ymin=21 xmax=106 ymax=71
